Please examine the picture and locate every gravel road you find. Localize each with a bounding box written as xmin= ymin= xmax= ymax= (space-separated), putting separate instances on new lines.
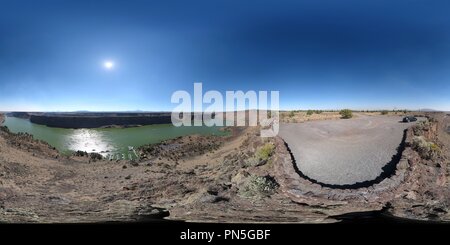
xmin=279 ymin=115 xmax=421 ymax=185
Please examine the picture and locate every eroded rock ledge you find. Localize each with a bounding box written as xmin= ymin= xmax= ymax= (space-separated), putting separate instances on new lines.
xmin=274 ymin=135 xmax=408 ymax=206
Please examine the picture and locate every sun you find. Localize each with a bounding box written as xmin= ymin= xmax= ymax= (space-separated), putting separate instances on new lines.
xmin=103 ymin=61 xmax=114 ymax=69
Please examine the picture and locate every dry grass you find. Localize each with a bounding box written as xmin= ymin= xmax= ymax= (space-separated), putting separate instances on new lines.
xmin=360 ymin=111 xmax=410 ymax=116
xmin=280 ymin=110 xmax=417 ymax=123
xmin=412 ymin=136 xmax=441 ymax=160
xmin=280 ymin=111 xmax=341 ymax=123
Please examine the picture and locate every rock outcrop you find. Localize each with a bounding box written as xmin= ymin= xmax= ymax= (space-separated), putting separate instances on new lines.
xmin=6 ymin=112 xmax=31 ymax=119
xmin=30 ymin=113 xmax=172 ymax=128
xmin=274 ymin=113 xmax=450 ymax=221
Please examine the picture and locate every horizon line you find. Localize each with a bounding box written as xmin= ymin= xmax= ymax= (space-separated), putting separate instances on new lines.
xmin=1 ymin=108 xmax=447 ymax=113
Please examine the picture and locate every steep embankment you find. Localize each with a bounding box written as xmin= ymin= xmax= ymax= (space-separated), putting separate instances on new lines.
xmin=6 ymin=112 xmax=31 ymax=119
xmin=30 ymin=113 xmax=172 ymax=128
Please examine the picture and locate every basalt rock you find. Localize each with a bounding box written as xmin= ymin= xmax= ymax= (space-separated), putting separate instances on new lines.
xmin=29 ymin=113 xmax=172 ymax=129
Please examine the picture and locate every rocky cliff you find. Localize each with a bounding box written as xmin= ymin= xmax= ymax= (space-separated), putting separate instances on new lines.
xmin=6 ymin=112 xmax=32 ymax=119
xmin=30 ymin=114 xmax=173 ymax=128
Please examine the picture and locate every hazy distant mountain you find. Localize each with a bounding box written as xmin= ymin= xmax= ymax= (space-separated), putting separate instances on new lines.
xmin=419 ymin=108 xmax=439 ymax=112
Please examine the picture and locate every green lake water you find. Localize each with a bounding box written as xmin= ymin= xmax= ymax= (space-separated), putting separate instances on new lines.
xmin=2 ymin=116 xmax=227 ymax=160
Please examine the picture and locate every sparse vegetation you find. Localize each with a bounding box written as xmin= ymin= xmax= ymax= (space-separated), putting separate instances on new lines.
xmin=246 ymin=142 xmax=275 ymax=167
xmin=413 ymin=120 xmax=431 ymax=136
xmin=239 ymin=175 xmax=278 ymax=198
xmin=381 ymin=110 xmax=388 ymax=115
xmin=280 ymin=110 xmax=350 ymax=123
xmin=256 ymin=143 xmax=275 ymax=162
xmin=339 ymin=109 xmax=353 ymax=119
xmin=412 ymin=136 xmax=440 ymax=160
xmin=307 ymin=110 xmax=322 ymax=115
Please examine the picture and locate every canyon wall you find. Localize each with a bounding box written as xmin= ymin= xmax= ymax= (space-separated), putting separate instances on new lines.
xmin=30 ymin=114 xmax=172 ymax=128
xmin=6 ymin=112 xmax=32 ymax=119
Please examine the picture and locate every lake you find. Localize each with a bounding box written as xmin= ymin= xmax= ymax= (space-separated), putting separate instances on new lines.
xmin=2 ymin=116 xmax=227 ymax=160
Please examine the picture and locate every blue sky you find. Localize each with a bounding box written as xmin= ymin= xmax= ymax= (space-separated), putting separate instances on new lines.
xmin=1 ymin=0 xmax=449 ymax=111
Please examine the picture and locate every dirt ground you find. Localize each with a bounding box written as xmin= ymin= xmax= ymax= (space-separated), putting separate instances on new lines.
xmin=279 ymin=110 xmax=412 ymax=123
xmin=0 ymin=122 xmax=332 ymax=223
xmin=280 ymin=115 xmax=421 ymax=185
xmin=280 ymin=111 xmax=342 ymax=123
xmin=1 ymin=112 xmax=449 ymax=223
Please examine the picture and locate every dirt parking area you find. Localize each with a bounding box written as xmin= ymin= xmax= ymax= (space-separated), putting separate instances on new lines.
xmin=280 ymin=115 xmax=424 ymax=185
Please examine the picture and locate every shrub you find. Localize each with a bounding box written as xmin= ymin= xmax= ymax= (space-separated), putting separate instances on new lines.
xmin=239 ymin=175 xmax=278 ymax=198
xmin=244 ymin=143 xmax=275 ymax=167
xmin=413 ymin=121 xmax=431 ymax=136
xmin=256 ymin=143 xmax=275 ymax=162
xmin=306 ymin=110 xmax=314 ymax=116
xmin=244 ymin=157 xmax=260 ymax=167
xmin=339 ymin=109 xmax=353 ymax=119
xmin=412 ymin=136 xmax=440 ymax=160
xmin=381 ymin=110 xmax=389 ymax=115
xmin=288 ymin=111 xmax=295 ymax=118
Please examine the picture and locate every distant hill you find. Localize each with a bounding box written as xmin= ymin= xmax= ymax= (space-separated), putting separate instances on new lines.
xmin=418 ymin=108 xmax=439 ymax=112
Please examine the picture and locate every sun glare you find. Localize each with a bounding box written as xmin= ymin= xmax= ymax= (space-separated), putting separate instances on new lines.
xmin=103 ymin=61 xmax=114 ymax=69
